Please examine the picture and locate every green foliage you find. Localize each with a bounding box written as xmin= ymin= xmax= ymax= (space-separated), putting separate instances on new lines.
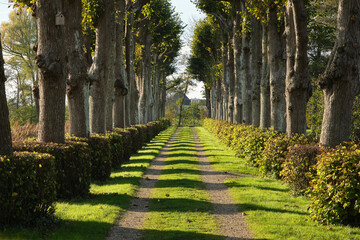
xmin=133 ymin=124 xmax=149 ymax=145
xmin=1 ymin=9 xmax=38 ymax=123
xmin=68 ymin=135 xmax=112 ymax=182
xmin=13 ymin=140 xmax=91 ymax=199
xmin=113 ymin=128 xmax=132 ymax=163
xmin=0 ymin=152 xmax=56 ymax=226
xmin=107 ymin=131 xmax=125 ymax=169
xmin=127 ymin=127 xmax=141 ymax=154
xmin=259 ymin=133 xmax=312 ymax=179
xmin=281 ymin=144 xmax=320 ymax=196
xmin=183 ymin=102 xmax=202 ymax=126
xmin=309 ymin=143 xmax=360 ymax=226
xmin=188 ymin=16 xmax=222 ymax=88
xmin=306 ymin=81 xmax=324 ymax=137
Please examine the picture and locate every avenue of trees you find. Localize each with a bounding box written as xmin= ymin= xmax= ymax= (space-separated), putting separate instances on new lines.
xmin=0 ymin=0 xmax=183 ymax=155
xmin=187 ymin=0 xmax=360 ymax=147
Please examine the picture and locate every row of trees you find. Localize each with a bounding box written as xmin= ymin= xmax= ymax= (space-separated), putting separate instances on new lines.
xmin=188 ymin=0 xmax=360 ymax=147
xmin=0 ymin=0 xmax=183 ymax=155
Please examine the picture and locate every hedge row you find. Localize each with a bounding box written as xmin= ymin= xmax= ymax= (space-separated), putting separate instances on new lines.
xmin=203 ymin=118 xmax=360 ymax=226
xmin=1 ymin=118 xmax=170 ymax=226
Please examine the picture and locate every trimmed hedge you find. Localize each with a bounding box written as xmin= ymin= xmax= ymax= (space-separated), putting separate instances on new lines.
xmin=281 ymin=144 xmax=320 ymax=195
xmin=203 ymin=118 xmax=360 ymax=226
xmin=309 ymin=143 xmax=360 ymax=226
xmin=13 ymin=140 xmax=90 ymax=199
xmin=107 ymin=131 xmax=125 ymax=169
xmin=68 ymin=134 xmax=112 ymax=182
xmin=113 ymin=128 xmax=132 ymax=163
xmin=0 ymin=152 xmax=56 ymax=225
xmin=127 ymin=127 xmax=141 ymax=154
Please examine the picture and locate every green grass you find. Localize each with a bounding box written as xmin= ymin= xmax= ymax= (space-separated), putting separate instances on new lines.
xmin=0 ymin=127 xmax=176 ymax=240
xmin=195 ymin=127 xmax=360 ymax=240
xmin=142 ymin=127 xmax=222 ymax=240
xmin=194 ymin=127 xmax=258 ymax=175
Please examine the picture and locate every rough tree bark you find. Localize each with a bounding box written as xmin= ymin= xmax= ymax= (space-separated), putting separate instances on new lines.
xmin=260 ymin=23 xmax=271 ymax=128
xmin=268 ymin=4 xmax=286 ymax=132
xmin=228 ymin=30 xmax=235 ymax=123
xmin=89 ymin=0 xmax=115 ymax=134
xmin=35 ymin=0 xmax=66 ymax=143
xmin=318 ymin=0 xmax=360 ymax=146
xmin=285 ymin=0 xmax=311 ymax=136
xmin=205 ymin=87 xmax=211 ymax=118
xmin=138 ymin=32 xmax=151 ymax=124
xmin=222 ymin=38 xmax=229 ymax=121
xmin=105 ymin=4 xmax=117 ymax=132
xmin=0 ymin=34 xmax=12 ymax=155
xmin=125 ymin=1 xmax=139 ymax=125
xmin=65 ymin=0 xmax=88 ymax=137
xmin=113 ymin=0 xmax=128 ymax=128
xmin=251 ymin=17 xmax=262 ymax=127
xmin=241 ymin=2 xmax=252 ymax=124
xmin=233 ymin=0 xmax=242 ymax=123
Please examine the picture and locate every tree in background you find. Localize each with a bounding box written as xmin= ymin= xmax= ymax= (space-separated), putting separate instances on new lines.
xmin=1 ymin=10 xmax=38 ymax=124
xmin=0 ymin=33 xmax=13 ymax=155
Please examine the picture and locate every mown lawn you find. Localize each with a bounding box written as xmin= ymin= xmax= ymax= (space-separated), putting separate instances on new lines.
xmin=0 ymin=127 xmax=176 ymax=240
xmin=195 ymin=127 xmax=360 ymax=240
xmin=142 ymin=127 xmax=222 ymax=240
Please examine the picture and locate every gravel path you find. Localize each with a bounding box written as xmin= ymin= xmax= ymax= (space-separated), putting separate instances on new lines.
xmin=193 ymin=128 xmax=254 ymax=240
xmin=106 ymin=128 xmax=253 ymax=240
xmin=106 ymin=129 xmax=179 ymax=240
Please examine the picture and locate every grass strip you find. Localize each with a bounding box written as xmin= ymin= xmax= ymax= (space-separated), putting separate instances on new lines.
xmin=142 ymin=127 xmax=222 ymax=240
xmin=194 ymin=127 xmax=258 ymax=175
xmin=0 ymin=127 xmax=176 ymax=240
xmin=195 ymin=127 xmax=360 ymax=240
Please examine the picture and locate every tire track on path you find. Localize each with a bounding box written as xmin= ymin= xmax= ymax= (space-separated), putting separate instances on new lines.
xmin=192 ymin=128 xmax=254 ymax=240
xmin=106 ymin=129 xmax=179 ymax=240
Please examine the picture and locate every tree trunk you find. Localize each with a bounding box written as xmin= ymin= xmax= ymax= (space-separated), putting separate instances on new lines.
xmin=105 ymin=5 xmax=117 ymax=132
xmin=65 ymin=0 xmax=88 ymax=138
xmin=0 ymin=34 xmax=13 ymax=155
xmin=241 ymin=3 xmax=252 ymax=124
xmin=89 ymin=0 xmax=115 ymax=134
xmin=318 ymin=0 xmax=360 ymax=146
xmin=35 ymin=0 xmax=66 ymax=143
xmin=233 ymin=0 xmax=242 ymax=123
xmin=216 ymin=77 xmax=222 ymax=120
xmin=260 ymin=23 xmax=271 ymax=128
xmin=125 ymin=4 xmax=139 ymax=125
xmin=228 ymin=31 xmax=235 ymax=123
xmin=205 ymin=87 xmax=211 ymax=118
xmin=285 ymin=0 xmax=311 ymax=136
xmin=268 ymin=5 xmax=286 ymax=132
xmin=138 ymin=32 xmax=151 ymax=124
xmin=113 ymin=0 xmax=127 ymax=129
xmin=222 ymin=39 xmax=229 ymax=121
xmin=251 ymin=17 xmax=262 ymax=127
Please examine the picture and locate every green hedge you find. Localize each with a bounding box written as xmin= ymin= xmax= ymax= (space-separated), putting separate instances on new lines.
xmin=113 ymin=128 xmax=132 ymax=163
xmin=281 ymin=144 xmax=320 ymax=195
xmin=107 ymin=131 xmax=125 ymax=169
xmin=0 ymin=152 xmax=56 ymax=226
xmin=13 ymin=140 xmax=90 ymax=199
xmin=68 ymin=134 xmax=112 ymax=182
xmin=203 ymin=118 xmax=360 ymax=226
xmin=127 ymin=127 xmax=141 ymax=154
xmin=133 ymin=124 xmax=148 ymax=145
xmin=309 ymin=143 xmax=360 ymax=226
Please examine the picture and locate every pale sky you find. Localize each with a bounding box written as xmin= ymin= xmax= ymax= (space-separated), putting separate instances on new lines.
xmin=0 ymin=0 xmax=205 ymax=99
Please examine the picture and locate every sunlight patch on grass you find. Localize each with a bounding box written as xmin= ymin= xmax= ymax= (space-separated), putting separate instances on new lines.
xmin=227 ymin=177 xmax=360 ymax=240
xmin=143 ymin=127 xmax=222 ymax=240
xmin=0 ymin=127 xmax=176 ymax=240
xmin=194 ymin=127 xmax=258 ymax=175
